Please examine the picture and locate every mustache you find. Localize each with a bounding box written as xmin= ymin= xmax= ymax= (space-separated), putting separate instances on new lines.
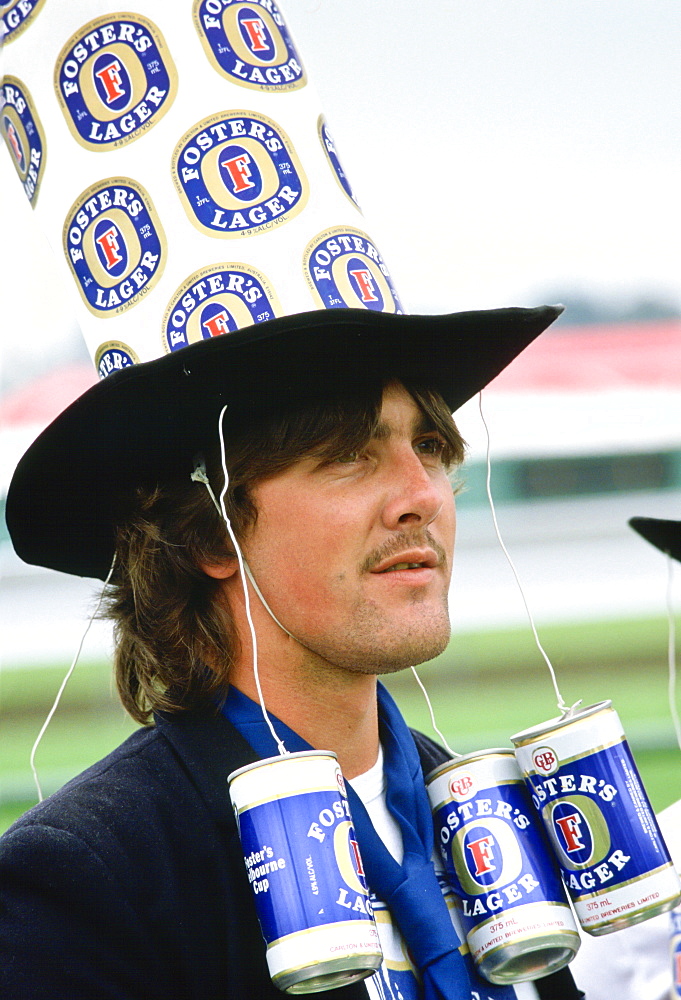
xmin=360 ymin=530 xmax=448 ymax=574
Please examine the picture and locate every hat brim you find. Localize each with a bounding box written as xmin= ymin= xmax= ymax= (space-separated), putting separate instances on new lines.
xmin=7 ymin=305 xmax=562 ymax=579
xmin=629 ymin=517 xmax=681 ymax=563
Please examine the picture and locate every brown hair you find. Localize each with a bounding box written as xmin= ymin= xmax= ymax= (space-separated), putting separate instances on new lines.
xmin=103 ymin=378 xmax=465 ymax=724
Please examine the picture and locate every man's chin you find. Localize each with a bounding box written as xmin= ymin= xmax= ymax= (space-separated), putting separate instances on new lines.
xmin=340 ymin=624 xmax=452 ymax=676
xmin=293 ymin=604 xmax=451 ymax=676
xmin=372 ymin=637 xmax=451 ymax=675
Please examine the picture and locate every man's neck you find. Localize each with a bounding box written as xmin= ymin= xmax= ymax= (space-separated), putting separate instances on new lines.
xmin=227 ymin=635 xmax=381 ymax=779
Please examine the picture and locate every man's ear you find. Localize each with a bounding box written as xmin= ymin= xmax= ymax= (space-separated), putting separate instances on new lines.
xmin=200 ymin=557 xmax=239 ymax=580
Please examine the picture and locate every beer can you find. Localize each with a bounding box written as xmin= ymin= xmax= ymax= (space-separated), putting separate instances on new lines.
xmin=228 ymin=751 xmax=383 ymax=993
xmin=426 ymin=749 xmax=580 ymax=985
xmin=512 ymin=701 xmax=681 ymax=936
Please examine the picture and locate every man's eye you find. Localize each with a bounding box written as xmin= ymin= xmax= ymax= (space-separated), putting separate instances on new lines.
xmin=336 ymin=451 xmax=360 ymax=464
xmin=417 ymin=436 xmax=445 ymax=456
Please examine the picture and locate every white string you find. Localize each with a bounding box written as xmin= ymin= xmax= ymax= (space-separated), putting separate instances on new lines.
xmin=30 ymin=556 xmax=117 ymax=802
xmin=665 ymin=553 xmax=681 ymax=752
xmin=410 ymin=666 xmax=460 ymax=757
xmin=477 ymin=393 xmax=572 ymax=716
xmin=198 ymin=408 xmax=288 ymax=756
xmin=190 ymin=465 xmax=296 ymax=643
xmin=243 ymin=562 xmax=297 ymax=640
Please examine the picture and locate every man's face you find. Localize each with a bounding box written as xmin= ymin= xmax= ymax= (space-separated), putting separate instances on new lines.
xmin=242 ymin=384 xmax=457 ymax=675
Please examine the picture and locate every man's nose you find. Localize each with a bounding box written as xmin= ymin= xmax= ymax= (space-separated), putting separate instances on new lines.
xmin=381 ymin=450 xmax=445 ymax=529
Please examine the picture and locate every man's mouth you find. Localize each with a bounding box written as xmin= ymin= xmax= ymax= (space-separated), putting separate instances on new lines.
xmin=370 ymin=548 xmax=440 ymax=574
xmin=361 ymin=534 xmax=448 ymax=576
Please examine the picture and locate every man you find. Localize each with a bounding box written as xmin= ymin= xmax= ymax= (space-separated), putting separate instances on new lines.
xmin=0 ymin=307 xmax=583 ymax=998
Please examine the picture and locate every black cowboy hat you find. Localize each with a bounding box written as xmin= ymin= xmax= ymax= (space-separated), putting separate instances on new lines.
xmin=6 ymin=305 xmax=562 ymax=579
xmin=629 ymin=517 xmax=681 ymax=563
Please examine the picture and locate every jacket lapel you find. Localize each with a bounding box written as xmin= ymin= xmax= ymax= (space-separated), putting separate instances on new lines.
xmin=155 ymin=707 xmax=258 ymax=825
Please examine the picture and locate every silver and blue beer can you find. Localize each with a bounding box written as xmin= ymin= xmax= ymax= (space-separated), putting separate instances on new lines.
xmin=228 ymin=750 xmax=382 ymax=993
xmin=512 ymin=700 xmax=681 ymax=936
xmin=426 ymin=748 xmax=580 ymax=985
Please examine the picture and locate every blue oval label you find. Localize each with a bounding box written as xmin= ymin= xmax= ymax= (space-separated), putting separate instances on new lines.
xmin=1 ymin=0 xmax=45 ymax=44
xmin=237 ymin=6 xmax=276 ymax=60
xmin=95 ymin=341 xmax=140 ymax=380
xmin=459 ymin=819 xmax=523 ymax=891
xmin=162 ymin=263 xmax=282 ymax=353
xmin=303 ymin=227 xmax=403 ymax=313
xmin=172 ymin=111 xmax=308 ymax=238
xmin=317 ymin=116 xmax=360 ymax=209
xmin=91 ymin=50 xmax=134 ymax=112
xmin=218 ymin=142 xmax=264 ymax=201
xmin=54 ymin=13 xmax=177 ymax=150
xmin=1 ymin=76 xmax=46 ymax=205
xmin=193 ymin=0 xmax=306 ymax=92
xmin=550 ymin=800 xmax=597 ymax=867
xmin=63 ymin=177 xmax=167 ymax=316
xmin=92 ymin=215 xmax=130 ymax=277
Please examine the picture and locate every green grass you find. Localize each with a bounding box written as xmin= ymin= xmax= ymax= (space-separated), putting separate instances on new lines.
xmin=1 ymin=659 xmax=137 ymax=831
xmin=2 ymin=710 xmax=137 ymax=790
xmin=384 ymin=659 xmax=676 ymax=750
xmin=2 ymin=616 xmax=680 ymax=833
xmin=0 ymin=801 xmax=34 ymax=832
xmin=1 ymin=658 xmax=121 ymax=714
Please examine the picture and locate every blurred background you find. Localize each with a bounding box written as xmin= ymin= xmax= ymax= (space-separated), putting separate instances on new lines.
xmin=2 ymin=0 xmax=680 ymax=831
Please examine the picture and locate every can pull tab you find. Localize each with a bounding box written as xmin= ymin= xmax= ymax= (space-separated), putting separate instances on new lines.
xmin=559 ymin=699 xmax=583 ymax=722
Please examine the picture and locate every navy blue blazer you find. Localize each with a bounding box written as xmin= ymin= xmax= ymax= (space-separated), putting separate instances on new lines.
xmin=0 ymin=709 xmax=582 ymax=998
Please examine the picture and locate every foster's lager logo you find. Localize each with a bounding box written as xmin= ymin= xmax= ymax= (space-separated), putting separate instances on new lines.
xmin=193 ymin=0 xmax=306 ymax=92
xmin=172 ymin=110 xmax=308 ymax=238
xmin=547 ymin=795 xmax=611 ymax=870
xmin=95 ymin=341 xmax=140 ymax=380
xmin=1 ymin=76 xmax=46 ymax=205
xmin=1 ymin=0 xmax=45 ymax=43
xmin=317 ymin=116 xmax=360 ymax=209
xmin=437 ymin=787 xmax=552 ymax=923
xmin=54 ymin=14 xmax=177 ymax=150
xmin=552 ymin=802 xmax=594 ymax=864
xmin=303 ymin=227 xmax=403 ymax=313
xmin=454 ymin=817 xmax=524 ymax=898
xmin=162 ymin=262 xmax=282 ymax=353
xmin=528 ymin=761 xmax=640 ymax=895
xmin=63 ymin=177 xmax=166 ymax=316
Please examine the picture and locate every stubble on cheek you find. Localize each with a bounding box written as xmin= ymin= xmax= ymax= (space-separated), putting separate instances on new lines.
xmin=292 ymin=578 xmax=451 ymax=677
xmin=351 ymin=587 xmax=451 ymax=673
